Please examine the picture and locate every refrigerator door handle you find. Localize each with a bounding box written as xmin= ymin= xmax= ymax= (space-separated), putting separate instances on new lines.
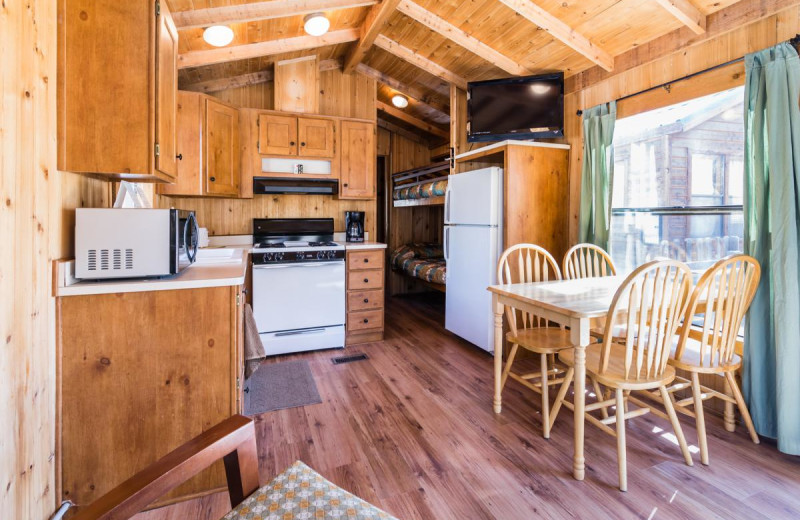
xmin=444 ymin=227 xmax=450 ymax=262
xmin=444 ymin=184 xmax=452 ymax=224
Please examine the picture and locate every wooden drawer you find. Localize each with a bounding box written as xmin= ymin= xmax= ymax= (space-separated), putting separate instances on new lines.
xmin=348 ymin=250 xmax=383 ymax=270
xmin=348 ymin=289 xmax=383 ymax=312
xmin=348 ymin=270 xmax=383 ymax=290
xmin=347 ymin=309 xmax=383 ymax=332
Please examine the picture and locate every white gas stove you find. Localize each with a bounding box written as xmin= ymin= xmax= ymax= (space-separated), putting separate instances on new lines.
xmin=251 ymin=218 xmax=346 ymax=356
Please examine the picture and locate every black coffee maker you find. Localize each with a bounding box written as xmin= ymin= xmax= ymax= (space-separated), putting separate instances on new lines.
xmin=345 ymin=211 xmax=365 ymax=242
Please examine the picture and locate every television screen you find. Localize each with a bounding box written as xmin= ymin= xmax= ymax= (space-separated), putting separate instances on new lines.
xmin=467 ymin=73 xmax=564 ymax=142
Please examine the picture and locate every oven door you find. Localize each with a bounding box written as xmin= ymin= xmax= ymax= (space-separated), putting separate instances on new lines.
xmin=252 ymin=261 xmax=346 ymax=333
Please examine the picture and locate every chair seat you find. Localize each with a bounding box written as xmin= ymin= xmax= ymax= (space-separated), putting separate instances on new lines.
xmin=507 ymin=327 xmax=574 ymax=354
xmin=559 ymin=343 xmax=676 ymax=391
xmin=223 ymin=461 xmax=398 ymax=520
xmin=669 ymin=337 xmax=742 ymax=374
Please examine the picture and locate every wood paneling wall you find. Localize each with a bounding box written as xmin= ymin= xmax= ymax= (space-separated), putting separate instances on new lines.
xmin=159 ymin=68 xmax=378 ymax=238
xmin=2 ymin=2 xmax=59 ymax=517
xmin=564 ymin=4 xmax=800 ymax=246
xmin=383 ymin=129 xmax=442 ymax=296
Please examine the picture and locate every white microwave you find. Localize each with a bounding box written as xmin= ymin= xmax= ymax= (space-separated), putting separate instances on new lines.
xmin=75 ymin=208 xmax=198 ymax=279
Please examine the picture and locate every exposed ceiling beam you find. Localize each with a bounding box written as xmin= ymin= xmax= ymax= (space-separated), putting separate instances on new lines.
xmin=172 ymin=0 xmax=378 ymax=29
xmin=377 ymin=118 xmax=428 ymax=144
xmin=342 ymin=0 xmax=402 ymax=73
xmin=373 ymin=34 xmax=468 ymax=90
xmin=653 ymin=0 xmax=706 ymax=34
xmin=497 ymin=0 xmax=614 ymax=71
xmin=181 ymin=59 xmax=341 ymax=93
xmin=178 ymin=29 xmax=359 ymax=69
xmin=377 ymin=100 xmax=449 ymax=139
xmin=355 ymin=63 xmax=449 ymax=116
xmin=396 ymin=0 xmax=529 ymax=76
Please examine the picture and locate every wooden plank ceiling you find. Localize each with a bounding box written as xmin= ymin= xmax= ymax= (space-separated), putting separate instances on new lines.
xmin=167 ymin=0 xmax=744 ymax=142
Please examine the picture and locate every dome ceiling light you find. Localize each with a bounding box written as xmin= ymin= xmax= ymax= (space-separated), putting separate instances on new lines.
xmin=391 ymin=94 xmax=409 ymax=108
xmin=203 ymin=25 xmax=234 ymax=47
xmin=304 ymin=13 xmax=330 ymax=37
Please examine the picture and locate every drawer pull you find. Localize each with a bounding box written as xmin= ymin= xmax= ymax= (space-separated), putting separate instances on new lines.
xmin=363 ymin=298 xmax=369 ymax=303
xmin=363 ymin=278 xmax=369 ymax=283
xmin=363 ymin=258 xmax=369 ymax=263
xmin=363 ymin=318 xmax=369 ymax=324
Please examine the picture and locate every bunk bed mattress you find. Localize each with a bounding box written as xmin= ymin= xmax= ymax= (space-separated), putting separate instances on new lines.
xmin=393 ymin=179 xmax=448 ymax=201
xmin=390 ymin=244 xmax=446 ymax=284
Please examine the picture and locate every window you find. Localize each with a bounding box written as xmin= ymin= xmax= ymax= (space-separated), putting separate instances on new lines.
xmin=610 ymin=86 xmax=745 ymax=274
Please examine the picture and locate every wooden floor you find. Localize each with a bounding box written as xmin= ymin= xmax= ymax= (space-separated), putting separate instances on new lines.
xmin=135 ymin=294 xmax=800 ymax=520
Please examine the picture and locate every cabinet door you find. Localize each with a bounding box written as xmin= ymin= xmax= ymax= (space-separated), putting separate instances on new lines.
xmin=340 ymin=121 xmax=376 ymax=199
xmin=205 ymin=98 xmax=241 ymax=197
xmin=155 ymin=0 xmax=178 ymax=179
xmin=298 ymin=117 xmax=335 ymax=158
xmin=258 ymin=114 xmax=297 ymax=156
xmin=158 ymin=91 xmax=203 ymax=196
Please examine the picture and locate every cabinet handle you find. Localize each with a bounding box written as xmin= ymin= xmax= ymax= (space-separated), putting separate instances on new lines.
xmin=363 ymin=318 xmax=369 ymax=324
xmin=363 ymin=298 xmax=369 ymax=303
xmin=363 ymin=278 xmax=369 ymax=283
xmin=210 ymin=176 xmax=216 ymax=182
xmin=290 ymin=141 xmax=296 ymax=146
xmin=301 ymin=142 xmax=306 ymax=146
xmin=343 ymin=183 xmax=348 ymax=187
xmin=176 ymin=153 xmax=183 ymax=161
xmin=363 ymin=258 xmax=369 ymax=263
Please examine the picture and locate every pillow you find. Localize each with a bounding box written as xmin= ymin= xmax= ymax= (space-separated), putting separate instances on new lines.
xmin=410 ymin=243 xmax=444 ymax=259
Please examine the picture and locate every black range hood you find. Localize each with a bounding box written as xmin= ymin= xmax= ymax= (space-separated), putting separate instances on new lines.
xmin=253 ymin=177 xmax=339 ymax=195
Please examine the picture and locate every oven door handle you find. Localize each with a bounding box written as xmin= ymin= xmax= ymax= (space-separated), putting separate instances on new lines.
xmin=252 ymin=262 xmax=343 ymax=269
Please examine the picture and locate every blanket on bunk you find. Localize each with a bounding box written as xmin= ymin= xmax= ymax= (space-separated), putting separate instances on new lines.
xmin=390 ymin=243 xmax=446 ymax=284
xmin=393 ymin=179 xmax=448 ymax=201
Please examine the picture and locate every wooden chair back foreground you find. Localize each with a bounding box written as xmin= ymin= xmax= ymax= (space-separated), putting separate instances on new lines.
xmin=496 ymin=244 xmax=562 ymax=336
xmin=563 ymin=243 xmax=617 ymax=280
xmin=674 ymin=254 xmax=761 ymax=369
xmin=599 ymin=260 xmax=693 ymax=381
xmin=71 ymin=415 xmax=260 ymax=520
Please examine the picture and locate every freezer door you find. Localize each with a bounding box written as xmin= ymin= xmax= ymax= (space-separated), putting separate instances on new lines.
xmin=445 ymin=225 xmax=499 ymax=352
xmin=445 ymin=167 xmax=502 ymax=226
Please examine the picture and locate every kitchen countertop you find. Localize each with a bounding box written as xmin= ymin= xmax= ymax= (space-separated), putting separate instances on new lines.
xmin=344 ymin=241 xmax=387 ymax=250
xmin=56 ymin=248 xmax=249 ymax=297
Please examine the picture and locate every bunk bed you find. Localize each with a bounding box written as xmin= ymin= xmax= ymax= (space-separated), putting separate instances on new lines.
xmin=390 ymin=161 xmax=450 ymax=292
xmin=392 ymin=161 xmax=449 ymax=207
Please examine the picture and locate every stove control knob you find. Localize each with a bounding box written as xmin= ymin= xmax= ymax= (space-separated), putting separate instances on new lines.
xmin=276 ymin=252 xmax=284 ymax=261
xmin=264 ymin=253 xmax=273 ymax=262
xmin=317 ymin=251 xmax=324 ymax=259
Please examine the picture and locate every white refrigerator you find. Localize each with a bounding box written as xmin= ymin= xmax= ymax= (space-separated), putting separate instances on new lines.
xmin=444 ymin=167 xmax=503 ymax=352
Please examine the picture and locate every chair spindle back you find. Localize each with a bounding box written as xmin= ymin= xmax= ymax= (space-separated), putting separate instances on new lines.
xmin=497 ymin=244 xmax=562 ymax=336
xmin=674 ymin=255 xmax=761 ymax=368
xmin=563 ymin=243 xmax=617 ymax=280
xmin=600 ymin=260 xmax=692 ymax=380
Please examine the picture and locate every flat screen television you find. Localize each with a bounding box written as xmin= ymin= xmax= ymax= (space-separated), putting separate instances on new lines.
xmin=467 ymin=72 xmax=564 ymax=142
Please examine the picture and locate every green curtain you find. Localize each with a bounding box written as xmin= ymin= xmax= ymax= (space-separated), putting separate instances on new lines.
xmin=579 ymin=101 xmax=616 ymax=250
xmin=743 ymin=42 xmax=800 ymax=455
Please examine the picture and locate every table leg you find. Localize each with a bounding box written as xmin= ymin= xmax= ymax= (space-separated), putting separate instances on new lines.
xmin=570 ymin=318 xmax=590 ymax=481
xmin=493 ymin=294 xmax=504 ymax=414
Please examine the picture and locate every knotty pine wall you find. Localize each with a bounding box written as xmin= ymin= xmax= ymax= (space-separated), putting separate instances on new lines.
xmin=157 ymin=68 xmax=380 ymax=238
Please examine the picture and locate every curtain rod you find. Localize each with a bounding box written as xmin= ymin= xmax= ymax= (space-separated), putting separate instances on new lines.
xmin=575 ymin=56 xmax=745 ymax=117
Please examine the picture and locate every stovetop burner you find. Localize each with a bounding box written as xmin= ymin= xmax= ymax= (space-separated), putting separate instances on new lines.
xmin=254 ymin=240 xmax=340 ymax=249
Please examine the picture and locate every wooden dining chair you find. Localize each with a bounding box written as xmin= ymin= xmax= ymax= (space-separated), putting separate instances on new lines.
xmin=562 ymin=243 xmax=617 ymax=280
xmin=554 ymin=260 xmax=695 ymax=491
xmin=643 ymin=255 xmax=761 ymax=466
xmin=496 ymin=244 xmax=573 ymax=438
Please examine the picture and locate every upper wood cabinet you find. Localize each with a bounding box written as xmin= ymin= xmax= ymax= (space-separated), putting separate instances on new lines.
xmin=258 ymin=114 xmax=335 ymax=159
xmin=274 ymin=55 xmax=319 ymax=114
xmin=205 ymin=98 xmax=240 ymax=197
xmin=159 ymin=92 xmax=240 ymax=198
xmin=298 ymin=118 xmax=336 ymax=158
xmin=339 ymin=121 xmax=376 ymax=199
xmin=258 ymin=114 xmax=297 ymax=156
xmin=58 ymin=0 xmax=177 ymax=181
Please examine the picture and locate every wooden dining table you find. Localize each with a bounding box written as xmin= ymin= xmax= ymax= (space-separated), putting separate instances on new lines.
xmin=488 ymin=275 xmax=625 ymax=481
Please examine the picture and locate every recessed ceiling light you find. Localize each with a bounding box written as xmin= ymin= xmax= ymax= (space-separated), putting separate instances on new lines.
xmin=304 ymin=13 xmax=330 ymax=37
xmin=203 ymin=25 xmax=234 ymax=47
xmin=391 ymin=94 xmax=409 ymax=108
